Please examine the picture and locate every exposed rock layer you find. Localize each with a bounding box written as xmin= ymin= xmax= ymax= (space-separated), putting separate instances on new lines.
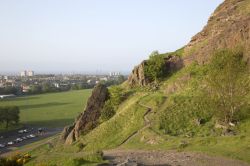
xmin=128 ymin=56 xmax=183 ymax=87
xmin=183 ymin=0 xmax=250 ymax=65
xmin=128 ymin=0 xmax=250 ymax=87
xmin=62 ymin=84 xmax=109 ymax=144
xmin=127 ymin=61 xmax=149 ymax=87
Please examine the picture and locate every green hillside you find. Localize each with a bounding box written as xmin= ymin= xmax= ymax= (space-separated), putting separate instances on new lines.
xmin=2 ymin=0 xmax=250 ymax=165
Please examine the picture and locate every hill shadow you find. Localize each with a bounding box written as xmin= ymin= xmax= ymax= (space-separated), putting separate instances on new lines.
xmin=26 ymin=118 xmax=75 ymax=127
xmin=20 ymin=102 xmax=70 ymax=110
xmin=0 ymin=96 xmax=41 ymax=101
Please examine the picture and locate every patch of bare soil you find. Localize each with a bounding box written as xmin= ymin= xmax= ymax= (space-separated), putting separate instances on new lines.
xmin=101 ymin=149 xmax=250 ymax=166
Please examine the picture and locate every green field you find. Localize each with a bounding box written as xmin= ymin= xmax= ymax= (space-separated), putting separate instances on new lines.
xmin=0 ymin=89 xmax=92 ymax=129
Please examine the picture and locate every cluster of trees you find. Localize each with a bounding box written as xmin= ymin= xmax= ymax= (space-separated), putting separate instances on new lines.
xmin=144 ymin=51 xmax=167 ymax=82
xmin=0 ymin=106 xmax=20 ymax=129
xmin=100 ymin=86 xmax=128 ymax=121
xmin=28 ymin=77 xmax=126 ymax=95
xmin=28 ymin=83 xmax=70 ymax=94
xmin=0 ymin=87 xmax=21 ymax=95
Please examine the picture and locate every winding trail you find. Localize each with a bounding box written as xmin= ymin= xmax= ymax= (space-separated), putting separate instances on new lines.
xmin=102 ymin=102 xmax=250 ymax=166
xmin=117 ymin=102 xmax=152 ymax=147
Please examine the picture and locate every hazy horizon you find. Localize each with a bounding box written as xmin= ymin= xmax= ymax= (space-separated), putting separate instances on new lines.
xmin=0 ymin=0 xmax=223 ymax=74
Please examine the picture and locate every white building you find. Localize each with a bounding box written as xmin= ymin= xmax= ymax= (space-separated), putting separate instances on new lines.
xmin=109 ymin=72 xmax=120 ymax=77
xmin=27 ymin=71 xmax=34 ymax=77
xmin=21 ymin=71 xmax=27 ymax=77
xmin=21 ymin=70 xmax=34 ymax=77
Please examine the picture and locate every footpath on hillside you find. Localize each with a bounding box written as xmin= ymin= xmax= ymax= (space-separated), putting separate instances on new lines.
xmin=117 ymin=102 xmax=152 ymax=146
xmin=101 ymin=149 xmax=250 ymax=166
xmin=102 ymin=103 xmax=250 ymax=166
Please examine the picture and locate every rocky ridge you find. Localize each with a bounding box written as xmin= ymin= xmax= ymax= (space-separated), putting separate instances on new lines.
xmin=62 ymin=84 xmax=109 ymax=144
xmin=128 ymin=0 xmax=250 ymax=87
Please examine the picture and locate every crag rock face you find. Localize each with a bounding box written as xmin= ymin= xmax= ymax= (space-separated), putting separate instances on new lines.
xmin=164 ymin=55 xmax=183 ymax=73
xmin=183 ymin=0 xmax=250 ymax=65
xmin=128 ymin=56 xmax=183 ymax=87
xmin=127 ymin=61 xmax=150 ymax=87
xmin=128 ymin=0 xmax=250 ymax=87
xmin=62 ymin=84 xmax=109 ymax=144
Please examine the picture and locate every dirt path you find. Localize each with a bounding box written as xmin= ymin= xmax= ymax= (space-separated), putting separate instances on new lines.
xmin=117 ymin=103 xmax=152 ymax=146
xmin=102 ymin=149 xmax=250 ymax=166
xmin=103 ymin=103 xmax=249 ymax=166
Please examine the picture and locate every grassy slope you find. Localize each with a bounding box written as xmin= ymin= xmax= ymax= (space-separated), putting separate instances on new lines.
xmin=0 ymin=89 xmax=91 ymax=129
xmin=13 ymin=64 xmax=249 ymax=165
xmin=78 ymin=92 xmax=148 ymax=151
xmin=17 ymin=92 xmax=149 ymax=165
xmin=119 ymin=65 xmax=250 ymax=163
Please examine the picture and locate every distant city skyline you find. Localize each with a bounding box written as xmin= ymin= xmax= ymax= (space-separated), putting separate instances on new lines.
xmin=0 ymin=0 xmax=223 ymax=73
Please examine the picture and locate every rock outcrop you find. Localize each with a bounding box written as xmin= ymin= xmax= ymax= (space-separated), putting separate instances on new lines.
xmin=127 ymin=61 xmax=150 ymax=87
xmin=62 ymin=84 xmax=109 ymax=144
xmin=128 ymin=55 xmax=183 ymax=87
xmin=128 ymin=0 xmax=250 ymax=87
xmin=183 ymin=0 xmax=250 ymax=65
xmin=164 ymin=55 xmax=183 ymax=73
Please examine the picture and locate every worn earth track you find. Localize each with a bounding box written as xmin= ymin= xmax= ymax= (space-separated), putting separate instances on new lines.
xmin=117 ymin=102 xmax=152 ymax=147
xmin=102 ymin=103 xmax=250 ymax=166
xmin=101 ymin=149 xmax=250 ymax=166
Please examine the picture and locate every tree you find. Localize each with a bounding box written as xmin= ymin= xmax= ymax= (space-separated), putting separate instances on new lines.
xmin=29 ymin=85 xmax=42 ymax=94
xmin=0 ymin=106 xmax=20 ymax=128
xmin=100 ymin=100 xmax=115 ymax=121
xmin=109 ymin=86 xmax=127 ymax=107
xmin=206 ymin=48 xmax=250 ymax=123
xmin=144 ymin=51 xmax=166 ymax=82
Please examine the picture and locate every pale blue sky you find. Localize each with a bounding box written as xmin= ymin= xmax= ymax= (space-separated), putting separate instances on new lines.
xmin=0 ymin=0 xmax=223 ymax=74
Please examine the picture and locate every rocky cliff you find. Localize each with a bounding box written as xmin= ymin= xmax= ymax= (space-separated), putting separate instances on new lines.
xmin=128 ymin=0 xmax=250 ymax=87
xmin=183 ymin=0 xmax=250 ymax=65
xmin=128 ymin=55 xmax=183 ymax=87
xmin=62 ymin=84 xmax=109 ymax=144
xmin=127 ymin=61 xmax=149 ymax=87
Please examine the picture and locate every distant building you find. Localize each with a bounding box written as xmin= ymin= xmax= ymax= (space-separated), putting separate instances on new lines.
xmin=22 ymin=85 xmax=31 ymax=93
xmin=21 ymin=71 xmax=27 ymax=77
xmin=4 ymin=76 xmax=8 ymax=80
xmin=100 ymin=77 xmax=108 ymax=81
xmin=53 ymin=83 xmax=60 ymax=88
xmin=21 ymin=70 xmax=34 ymax=77
xmin=109 ymin=72 xmax=120 ymax=77
xmin=27 ymin=71 xmax=34 ymax=77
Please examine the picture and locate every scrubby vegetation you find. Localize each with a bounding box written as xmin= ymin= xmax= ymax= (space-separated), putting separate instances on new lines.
xmin=0 ymin=106 xmax=20 ymax=129
xmin=100 ymin=86 xmax=131 ymax=122
xmin=7 ymin=48 xmax=250 ymax=165
xmin=144 ymin=51 xmax=167 ymax=82
xmin=0 ymin=153 xmax=31 ymax=166
xmin=159 ymin=48 xmax=250 ymax=136
xmin=206 ymin=49 xmax=250 ymax=123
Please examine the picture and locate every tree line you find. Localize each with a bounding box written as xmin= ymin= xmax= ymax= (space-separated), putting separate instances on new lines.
xmin=0 ymin=106 xmax=20 ymax=129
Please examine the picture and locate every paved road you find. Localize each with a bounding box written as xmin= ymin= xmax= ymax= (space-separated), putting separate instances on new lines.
xmin=0 ymin=126 xmax=62 ymax=155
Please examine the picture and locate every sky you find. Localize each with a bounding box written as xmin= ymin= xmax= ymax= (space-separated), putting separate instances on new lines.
xmin=0 ymin=0 xmax=223 ymax=74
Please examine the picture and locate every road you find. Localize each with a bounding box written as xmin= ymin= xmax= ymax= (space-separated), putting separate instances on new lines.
xmin=0 ymin=126 xmax=62 ymax=155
